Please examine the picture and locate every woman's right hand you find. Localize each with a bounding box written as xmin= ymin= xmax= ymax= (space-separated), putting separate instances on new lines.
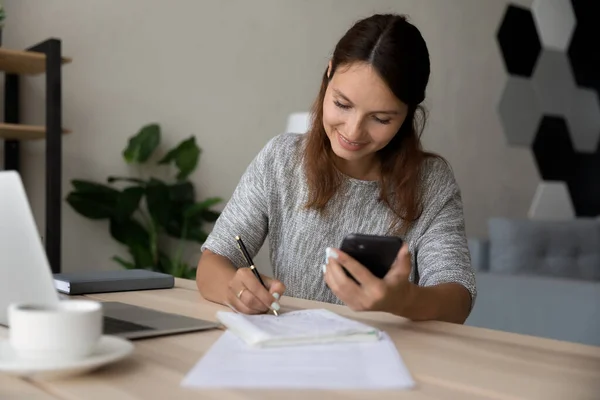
xmin=227 ymin=267 xmax=285 ymax=314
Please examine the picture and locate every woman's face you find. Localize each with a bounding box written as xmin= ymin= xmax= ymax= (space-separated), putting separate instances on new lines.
xmin=322 ymin=62 xmax=408 ymax=165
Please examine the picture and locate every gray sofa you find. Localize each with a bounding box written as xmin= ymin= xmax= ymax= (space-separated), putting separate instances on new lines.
xmin=465 ymin=217 xmax=600 ymax=347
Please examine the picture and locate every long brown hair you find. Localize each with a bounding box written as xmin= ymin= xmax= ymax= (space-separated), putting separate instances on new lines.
xmin=302 ymin=14 xmax=443 ymax=235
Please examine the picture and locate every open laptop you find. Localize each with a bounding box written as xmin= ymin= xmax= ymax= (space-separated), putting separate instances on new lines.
xmin=0 ymin=170 xmax=219 ymax=339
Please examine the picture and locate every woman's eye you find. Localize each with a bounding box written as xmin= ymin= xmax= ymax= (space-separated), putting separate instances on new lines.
xmin=334 ymin=100 xmax=351 ymax=110
xmin=374 ymin=116 xmax=391 ymax=125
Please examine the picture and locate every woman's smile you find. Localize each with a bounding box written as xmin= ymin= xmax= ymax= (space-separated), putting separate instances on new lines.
xmin=336 ymin=129 xmax=368 ymax=151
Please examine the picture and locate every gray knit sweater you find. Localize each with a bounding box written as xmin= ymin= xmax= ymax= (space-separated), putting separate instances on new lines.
xmin=202 ymin=133 xmax=476 ymax=307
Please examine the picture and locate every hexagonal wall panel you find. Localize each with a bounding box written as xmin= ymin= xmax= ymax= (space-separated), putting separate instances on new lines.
xmin=567 ymin=1 xmax=600 ymax=94
xmin=570 ymin=0 xmax=600 ymax=23
xmin=566 ymin=88 xmax=600 ymax=153
xmin=532 ymin=116 xmax=576 ymax=182
xmin=531 ymin=0 xmax=575 ymax=51
xmin=498 ymin=76 xmax=542 ymax=146
xmin=532 ymin=50 xmax=577 ymax=116
xmin=528 ymin=181 xmax=575 ymax=220
xmin=566 ymin=150 xmax=600 ymax=217
xmin=496 ymin=1 xmax=600 ymax=218
xmin=497 ymin=5 xmax=542 ymax=77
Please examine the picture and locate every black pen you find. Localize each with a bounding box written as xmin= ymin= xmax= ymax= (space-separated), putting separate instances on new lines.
xmin=235 ymin=235 xmax=278 ymax=316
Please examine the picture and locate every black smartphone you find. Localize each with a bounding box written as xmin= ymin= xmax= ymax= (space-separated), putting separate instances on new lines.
xmin=339 ymin=233 xmax=403 ymax=281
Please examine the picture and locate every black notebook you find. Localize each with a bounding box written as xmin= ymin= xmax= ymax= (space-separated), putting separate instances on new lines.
xmin=53 ymin=269 xmax=175 ymax=295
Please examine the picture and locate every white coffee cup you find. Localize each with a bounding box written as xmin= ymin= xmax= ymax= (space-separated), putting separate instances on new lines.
xmin=8 ymin=299 xmax=103 ymax=361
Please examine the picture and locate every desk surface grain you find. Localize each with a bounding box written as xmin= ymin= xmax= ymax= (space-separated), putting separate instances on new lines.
xmin=1 ymin=278 xmax=599 ymax=400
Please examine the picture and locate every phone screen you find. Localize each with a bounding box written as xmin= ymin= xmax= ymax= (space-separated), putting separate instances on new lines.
xmin=339 ymin=234 xmax=403 ymax=281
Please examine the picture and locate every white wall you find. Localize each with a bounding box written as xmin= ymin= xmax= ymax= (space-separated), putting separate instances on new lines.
xmin=1 ymin=0 xmax=536 ymax=275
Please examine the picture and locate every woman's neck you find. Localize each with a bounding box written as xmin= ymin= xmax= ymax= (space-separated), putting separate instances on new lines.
xmin=333 ymin=154 xmax=380 ymax=181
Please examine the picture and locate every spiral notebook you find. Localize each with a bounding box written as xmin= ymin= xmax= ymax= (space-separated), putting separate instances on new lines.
xmin=215 ymin=308 xmax=381 ymax=347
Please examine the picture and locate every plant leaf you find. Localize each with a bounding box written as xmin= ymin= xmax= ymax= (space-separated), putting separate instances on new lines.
xmin=161 ymin=181 xmax=196 ymax=240
xmin=176 ymin=262 xmax=190 ymax=278
xmin=164 ymin=218 xmax=187 ymax=239
xmin=169 ymin=181 xmax=195 ymax=204
xmin=164 ymin=212 xmax=207 ymax=242
xmin=66 ymin=180 xmax=120 ymax=219
xmin=123 ymin=123 xmax=161 ymax=164
xmin=107 ymin=176 xmax=146 ymax=185
xmin=66 ymin=192 xmax=116 ymax=219
xmin=187 ymin=226 xmax=209 ymax=243
xmin=129 ymin=244 xmax=155 ymax=269
xmin=115 ymin=186 xmax=144 ymax=221
xmin=145 ymin=178 xmax=171 ymax=227
xmin=187 ymin=267 xmax=197 ymax=279
xmin=112 ymin=255 xmax=136 ymax=269
xmin=158 ymin=136 xmax=201 ymax=181
xmin=184 ymin=197 xmax=222 ymax=219
xmin=201 ymin=210 xmax=220 ymax=222
xmin=183 ymin=267 xmax=197 ymax=279
xmin=72 ymin=180 xmax=120 ymax=195
xmin=164 ymin=257 xmax=195 ymax=279
xmin=158 ymin=252 xmax=172 ymax=274
xmin=109 ymin=217 xmax=150 ymax=247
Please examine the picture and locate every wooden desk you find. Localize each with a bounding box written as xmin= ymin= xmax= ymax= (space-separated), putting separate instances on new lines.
xmin=1 ymin=278 xmax=599 ymax=400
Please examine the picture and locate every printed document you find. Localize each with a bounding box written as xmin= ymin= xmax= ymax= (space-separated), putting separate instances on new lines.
xmin=181 ymin=330 xmax=415 ymax=390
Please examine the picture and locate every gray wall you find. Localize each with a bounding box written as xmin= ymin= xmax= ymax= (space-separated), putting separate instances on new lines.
xmin=1 ymin=0 xmax=537 ymax=274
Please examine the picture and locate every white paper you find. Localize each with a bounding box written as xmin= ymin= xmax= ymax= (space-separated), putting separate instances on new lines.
xmin=181 ymin=331 xmax=415 ymax=390
xmin=216 ymin=309 xmax=380 ymax=347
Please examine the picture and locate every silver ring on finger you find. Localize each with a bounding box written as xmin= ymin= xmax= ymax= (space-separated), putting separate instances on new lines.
xmin=236 ymin=288 xmax=246 ymax=299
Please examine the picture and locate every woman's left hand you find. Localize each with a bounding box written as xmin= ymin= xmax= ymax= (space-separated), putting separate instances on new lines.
xmin=322 ymin=244 xmax=414 ymax=313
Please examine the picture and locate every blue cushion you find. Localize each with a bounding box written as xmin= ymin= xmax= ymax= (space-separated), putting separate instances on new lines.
xmin=468 ymin=238 xmax=490 ymax=272
xmin=488 ymin=218 xmax=600 ymax=281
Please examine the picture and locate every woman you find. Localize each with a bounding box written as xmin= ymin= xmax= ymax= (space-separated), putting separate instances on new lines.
xmin=196 ymin=13 xmax=476 ymax=324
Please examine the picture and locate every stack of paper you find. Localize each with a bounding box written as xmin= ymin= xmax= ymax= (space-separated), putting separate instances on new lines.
xmin=181 ymin=309 xmax=415 ymax=390
xmin=216 ymin=308 xmax=382 ymax=347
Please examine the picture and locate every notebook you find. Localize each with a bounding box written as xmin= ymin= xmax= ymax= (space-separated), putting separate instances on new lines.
xmin=53 ymin=269 xmax=174 ymax=295
xmin=215 ymin=308 xmax=381 ymax=347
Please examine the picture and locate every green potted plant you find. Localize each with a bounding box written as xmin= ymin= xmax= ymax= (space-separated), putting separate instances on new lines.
xmin=66 ymin=123 xmax=222 ymax=279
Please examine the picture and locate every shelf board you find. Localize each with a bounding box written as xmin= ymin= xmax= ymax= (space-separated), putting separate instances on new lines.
xmin=0 ymin=48 xmax=72 ymax=75
xmin=0 ymin=123 xmax=71 ymax=140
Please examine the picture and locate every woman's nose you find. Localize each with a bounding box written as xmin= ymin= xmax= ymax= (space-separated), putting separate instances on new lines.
xmin=344 ymin=114 xmax=364 ymax=140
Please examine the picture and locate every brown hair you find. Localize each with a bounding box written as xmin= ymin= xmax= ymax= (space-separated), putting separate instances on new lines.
xmin=302 ymin=14 xmax=443 ymax=235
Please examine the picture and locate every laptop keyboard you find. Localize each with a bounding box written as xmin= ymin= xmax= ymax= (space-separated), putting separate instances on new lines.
xmin=103 ymin=316 xmax=155 ymax=335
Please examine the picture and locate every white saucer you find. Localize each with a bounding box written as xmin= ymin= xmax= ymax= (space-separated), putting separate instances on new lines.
xmin=0 ymin=335 xmax=134 ymax=379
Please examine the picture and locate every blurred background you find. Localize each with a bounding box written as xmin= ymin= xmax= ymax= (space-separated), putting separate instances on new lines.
xmin=0 ymin=0 xmax=598 ymax=347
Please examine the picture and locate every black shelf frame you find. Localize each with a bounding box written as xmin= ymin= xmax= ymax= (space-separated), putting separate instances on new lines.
xmin=2 ymin=38 xmax=64 ymax=274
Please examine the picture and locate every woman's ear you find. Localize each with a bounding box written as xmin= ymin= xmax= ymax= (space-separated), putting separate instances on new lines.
xmin=327 ymin=60 xmax=332 ymax=79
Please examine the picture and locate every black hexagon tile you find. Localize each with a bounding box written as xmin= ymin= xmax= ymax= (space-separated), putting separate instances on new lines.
xmin=566 ymin=151 xmax=600 ymax=217
xmin=532 ymin=116 xmax=577 ymax=182
xmin=497 ymin=5 xmax=542 ymax=77
xmin=532 ymin=0 xmax=576 ymax=51
xmin=570 ymin=0 xmax=599 ymax=23
xmin=567 ymin=0 xmax=600 ymax=94
xmin=532 ymin=50 xmax=577 ymax=116
xmin=498 ymin=76 xmax=542 ymax=146
xmin=531 ymin=115 xmax=600 ymax=216
xmin=566 ymin=88 xmax=600 ymax=153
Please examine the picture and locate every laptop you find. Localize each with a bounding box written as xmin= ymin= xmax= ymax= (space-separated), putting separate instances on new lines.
xmin=0 ymin=170 xmax=219 ymax=339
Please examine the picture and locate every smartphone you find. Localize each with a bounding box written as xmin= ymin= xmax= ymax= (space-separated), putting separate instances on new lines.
xmin=339 ymin=233 xmax=403 ymax=281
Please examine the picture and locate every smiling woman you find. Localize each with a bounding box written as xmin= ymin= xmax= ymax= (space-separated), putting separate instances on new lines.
xmin=196 ymin=13 xmax=476 ymax=324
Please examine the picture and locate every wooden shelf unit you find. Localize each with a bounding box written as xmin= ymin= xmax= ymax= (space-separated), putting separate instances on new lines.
xmin=1 ymin=38 xmax=71 ymax=274
xmin=0 ymin=123 xmax=71 ymax=140
xmin=0 ymin=47 xmax=71 ymax=75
